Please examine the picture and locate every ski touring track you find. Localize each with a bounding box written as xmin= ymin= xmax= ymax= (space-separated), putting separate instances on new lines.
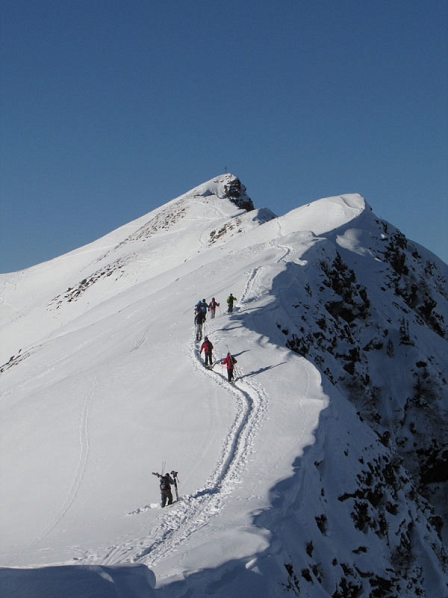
xmin=105 ymin=269 xmax=270 ymax=570
xmin=237 ymin=220 xmax=292 ymax=310
xmin=19 ymin=376 xmax=97 ymax=559
xmin=120 ymin=348 xmax=268 ymax=569
xmin=103 ymin=235 xmax=299 ymax=571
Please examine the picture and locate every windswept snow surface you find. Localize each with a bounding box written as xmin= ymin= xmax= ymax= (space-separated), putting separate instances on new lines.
xmin=1 ymin=175 xmax=447 ymax=597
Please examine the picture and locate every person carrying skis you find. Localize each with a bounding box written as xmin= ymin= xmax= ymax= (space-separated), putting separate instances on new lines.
xmin=200 ymin=336 xmax=214 ymax=367
xmin=194 ymin=309 xmax=206 ymax=341
xmin=227 ymin=293 xmax=236 ymax=313
xmin=221 ymin=352 xmax=237 ymax=382
xmin=152 ymin=471 xmax=175 ymax=507
xmin=208 ymin=297 xmax=220 ymax=319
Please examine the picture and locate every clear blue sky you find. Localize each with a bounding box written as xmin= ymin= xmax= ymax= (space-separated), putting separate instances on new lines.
xmin=1 ymin=0 xmax=447 ymax=272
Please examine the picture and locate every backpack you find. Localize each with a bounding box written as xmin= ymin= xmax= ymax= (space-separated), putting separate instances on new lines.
xmin=160 ymin=476 xmax=170 ymax=491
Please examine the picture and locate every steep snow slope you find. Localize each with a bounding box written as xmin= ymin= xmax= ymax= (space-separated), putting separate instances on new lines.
xmin=1 ymin=174 xmax=447 ymax=597
xmin=0 ymin=174 xmax=263 ymax=365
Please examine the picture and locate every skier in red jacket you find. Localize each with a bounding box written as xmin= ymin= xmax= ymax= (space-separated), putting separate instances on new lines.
xmin=200 ymin=336 xmax=214 ymax=367
xmin=208 ymin=297 xmax=220 ymax=319
xmin=221 ymin=352 xmax=237 ymax=382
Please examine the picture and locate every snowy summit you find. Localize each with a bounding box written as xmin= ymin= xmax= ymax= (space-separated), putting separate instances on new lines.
xmin=1 ymin=174 xmax=447 ymax=597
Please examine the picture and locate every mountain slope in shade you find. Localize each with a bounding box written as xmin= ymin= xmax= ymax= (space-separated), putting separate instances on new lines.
xmin=0 ymin=174 xmax=447 ymax=597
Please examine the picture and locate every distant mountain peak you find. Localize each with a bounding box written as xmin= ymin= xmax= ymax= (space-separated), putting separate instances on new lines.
xmin=193 ymin=173 xmax=255 ymax=212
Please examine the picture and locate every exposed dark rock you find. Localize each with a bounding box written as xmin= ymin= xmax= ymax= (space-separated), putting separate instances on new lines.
xmin=223 ymin=177 xmax=254 ymax=211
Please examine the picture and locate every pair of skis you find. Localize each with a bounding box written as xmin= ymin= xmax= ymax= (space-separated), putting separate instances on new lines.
xmin=171 ymin=470 xmax=179 ymax=501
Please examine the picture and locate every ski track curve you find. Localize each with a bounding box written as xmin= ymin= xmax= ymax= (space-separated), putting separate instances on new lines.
xmin=105 ymin=236 xmax=314 ymax=570
xmin=103 ymin=268 xmax=270 ymax=569
xmin=274 ymin=220 xmax=292 ymax=263
xmin=20 ymin=377 xmax=97 ymax=557
xmin=239 ymin=266 xmax=264 ymax=306
xmin=117 ymin=349 xmax=268 ymax=568
xmin=238 ymin=227 xmax=293 ymax=308
xmin=103 ymin=229 xmax=311 ymax=573
xmin=196 ymin=195 xmax=232 ymax=248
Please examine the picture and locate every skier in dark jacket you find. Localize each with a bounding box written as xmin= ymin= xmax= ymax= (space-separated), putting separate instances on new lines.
xmin=221 ymin=352 xmax=237 ymax=382
xmin=194 ymin=310 xmax=206 ymax=341
xmin=200 ymin=336 xmax=214 ymax=367
xmin=227 ymin=294 xmax=236 ymax=313
xmin=152 ymin=471 xmax=175 ymax=507
xmin=200 ymin=299 xmax=208 ymax=316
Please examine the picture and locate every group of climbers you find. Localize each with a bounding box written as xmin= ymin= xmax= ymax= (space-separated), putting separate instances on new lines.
xmin=153 ymin=294 xmax=239 ymax=507
xmin=194 ymin=297 xmax=220 ymax=340
xmin=195 ymin=294 xmax=238 ymax=382
xmin=194 ymin=294 xmax=236 ymax=323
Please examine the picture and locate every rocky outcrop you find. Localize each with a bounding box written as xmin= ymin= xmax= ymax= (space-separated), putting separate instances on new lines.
xmin=223 ymin=176 xmax=254 ymax=212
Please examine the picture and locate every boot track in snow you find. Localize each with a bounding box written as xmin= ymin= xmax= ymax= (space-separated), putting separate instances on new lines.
xmin=118 ymin=342 xmax=267 ymax=568
xmin=110 ymin=278 xmax=269 ymax=568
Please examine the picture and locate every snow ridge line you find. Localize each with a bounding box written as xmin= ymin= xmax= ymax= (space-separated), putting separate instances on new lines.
xmin=121 ymin=339 xmax=267 ymax=568
xmin=20 ymin=377 xmax=96 ymax=556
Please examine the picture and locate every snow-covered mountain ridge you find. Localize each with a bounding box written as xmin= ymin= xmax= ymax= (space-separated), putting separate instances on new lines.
xmin=1 ymin=174 xmax=447 ymax=597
